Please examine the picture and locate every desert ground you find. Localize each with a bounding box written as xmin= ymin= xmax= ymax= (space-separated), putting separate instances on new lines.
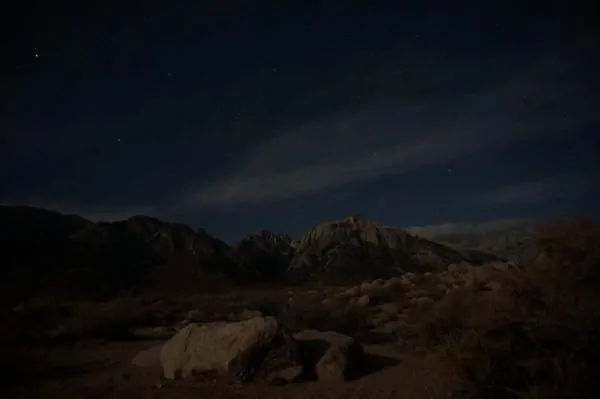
xmin=2 ymin=217 xmax=600 ymax=398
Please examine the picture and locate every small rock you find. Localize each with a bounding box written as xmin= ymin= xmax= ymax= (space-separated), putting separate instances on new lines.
xmin=383 ymin=277 xmax=404 ymax=290
xmin=294 ymin=330 xmax=363 ymax=382
xmin=339 ymin=286 xmax=360 ymax=298
xmin=356 ymin=295 xmax=371 ymax=306
xmin=316 ymin=339 xmax=363 ymax=382
xmin=484 ymin=281 xmax=502 ymax=292
xmin=359 ymin=282 xmax=373 ymax=294
xmin=400 ymin=278 xmax=413 ymax=286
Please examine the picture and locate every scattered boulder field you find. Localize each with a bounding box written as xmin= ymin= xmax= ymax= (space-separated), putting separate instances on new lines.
xmin=127 ymin=260 xmax=519 ymax=386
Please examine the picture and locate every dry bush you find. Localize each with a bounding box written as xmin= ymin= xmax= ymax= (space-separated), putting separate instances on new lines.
xmin=415 ymin=218 xmax=600 ymax=398
xmin=0 ymin=298 xmax=74 ymax=343
xmin=51 ymin=296 xmax=153 ymax=340
xmin=278 ymin=298 xmax=369 ymax=335
xmin=1 ymin=297 xmax=154 ymax=343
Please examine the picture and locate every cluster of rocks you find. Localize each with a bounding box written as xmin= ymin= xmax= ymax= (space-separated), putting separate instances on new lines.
xmin=331 ymin=261 xmax=515 ymax=303
xmin=317 ymin=261 xmax=517 ymax=333
xmin=132 ymin=261 xmax=516 ymax=385
xmin=132 ymin=316 xmax=365 ymax=384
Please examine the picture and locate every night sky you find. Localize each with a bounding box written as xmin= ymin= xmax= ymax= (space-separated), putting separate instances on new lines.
xmin=2 ymin=1 xmax=599 ymax=242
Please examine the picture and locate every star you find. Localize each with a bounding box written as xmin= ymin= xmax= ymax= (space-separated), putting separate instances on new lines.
xmin=34 ymin=53 xmax=40 ymax=59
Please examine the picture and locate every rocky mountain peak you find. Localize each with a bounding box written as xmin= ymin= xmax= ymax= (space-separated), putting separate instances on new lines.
xmin=292 ymin=215 xmax=411 ymax=251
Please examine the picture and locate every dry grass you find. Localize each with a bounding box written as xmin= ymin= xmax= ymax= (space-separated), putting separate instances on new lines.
xmin=413 ymin=217 xmax=600 ymax=398
xmin=1 ymin=289 xmax=292 ymax=343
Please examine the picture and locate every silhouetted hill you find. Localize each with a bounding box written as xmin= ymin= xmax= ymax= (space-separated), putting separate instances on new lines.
xmin=0 ymin=207 xmax=241 ymax=302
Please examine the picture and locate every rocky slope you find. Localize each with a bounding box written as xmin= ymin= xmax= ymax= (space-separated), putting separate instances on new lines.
xmin=287 ymin=215 xmax=502 ymax=284
xmin=0 ymin=206 xmax=504 ymax=303
xmin=235 ymin=230 xmax=293 ymax=280
xmin=0 ymin=207 xmax=242 ymax=302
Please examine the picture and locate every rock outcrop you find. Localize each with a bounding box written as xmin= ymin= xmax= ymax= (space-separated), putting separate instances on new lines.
xmin=294 ymin=330 xmax=364 ymax=382
xmin=287 ymin=215 xmax=503 ymax=284
xmin=159 ymin=316 xmax=302 ymax=383
xmin=235 ymin=230 xmax=293 ymax=280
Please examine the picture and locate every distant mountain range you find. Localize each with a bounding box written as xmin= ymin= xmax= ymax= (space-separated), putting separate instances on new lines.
xmin=0 ymin=206 xmax=504 ymax=305
xmin=406 ymin=219 xmax=537 ymax=262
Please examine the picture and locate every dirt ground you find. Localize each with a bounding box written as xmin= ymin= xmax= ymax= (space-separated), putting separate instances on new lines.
xmin=2 ymin=337 xmax=453 ymax=399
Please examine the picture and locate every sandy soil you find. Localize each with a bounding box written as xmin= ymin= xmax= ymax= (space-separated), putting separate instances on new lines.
xmin=2 ymin=336 xmax=457 ymax=399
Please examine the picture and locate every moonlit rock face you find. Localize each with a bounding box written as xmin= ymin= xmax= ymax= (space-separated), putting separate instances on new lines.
xmin=291 ymin=215 xmax=411 ymax=251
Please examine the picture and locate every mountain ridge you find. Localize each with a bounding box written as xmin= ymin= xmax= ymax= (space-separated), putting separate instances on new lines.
xmin=0 ymin=205 xmax=504 ymax=304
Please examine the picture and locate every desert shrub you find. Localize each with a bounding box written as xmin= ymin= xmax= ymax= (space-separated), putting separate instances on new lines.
xmin=0 ymin=298 xmax=75 ymax=343
xmin=52 ymin=296 xmax=153 ymax=340
xmin=416 ymin=218 xmax=600 ymax=398
xmin=278 ymin=299 xmax=369 ymax=335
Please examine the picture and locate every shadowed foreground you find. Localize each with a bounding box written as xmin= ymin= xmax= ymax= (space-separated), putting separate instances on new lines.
xmin=2 ymin=218 xmax=600 ymax=398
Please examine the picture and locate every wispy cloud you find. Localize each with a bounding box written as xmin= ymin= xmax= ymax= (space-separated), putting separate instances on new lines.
xmin=479 ymin=173 xmax=590 ymax=205
xmin=180 ymin=48 xmax=596 ymax=208
xmin=186 ymin=102 xmax=593 ymax=209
